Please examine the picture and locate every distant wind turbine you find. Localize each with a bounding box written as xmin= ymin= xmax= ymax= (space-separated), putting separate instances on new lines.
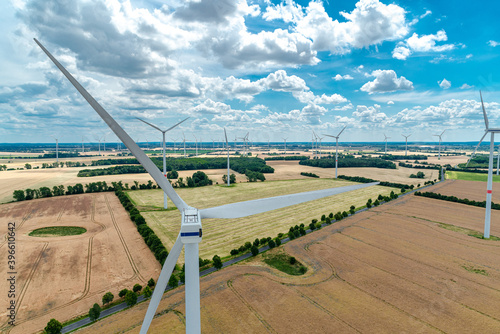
xmin=433 ymin=130 xmax=445 ymax=160
xmin=402 ymin=134 xmax=411 ymax=157
xmin=224 ymin=129 xmax=230 ymax=186
xmin=383 ymin=133 xmax=390 ymax=155
xmin=283 ymin=137 xmax=288 ymax=154
xmin=136 ymin=117 xmax=190 ymax=209
xmin=324 ymin=126 xmax=346 ymax=178
xmin=465 ymin=91 xmax=499 ymax=238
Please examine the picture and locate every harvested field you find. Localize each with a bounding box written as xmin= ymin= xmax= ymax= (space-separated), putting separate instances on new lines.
xmin=429 ymin=179 xmax=500 ymax=203
xmin=77 ymin=191 xmax=500 ymax=333
xmin=128 ymin=179 xmax=398 ymax=262
xmin=0 ymin=193 xmax=160 ymax=334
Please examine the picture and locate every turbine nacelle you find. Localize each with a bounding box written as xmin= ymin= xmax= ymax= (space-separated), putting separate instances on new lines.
xmin=181 ymin=208 xmax=202 ymax=244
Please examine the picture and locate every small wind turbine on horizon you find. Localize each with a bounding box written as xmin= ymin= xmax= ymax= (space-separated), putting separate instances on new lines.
xmin=324 ymin=126 xmax=346 ymax=179
xmin=383 ymin=133 xmax=390 ymax=155
xmin=402 ymin=134 xmax=411 ymax=157
xmin=465 ymin=91 xmax=499 ymax=238
xmin=136 ymin=116 xmax=190 ymax=209
xmin=224 ymin=128 xmax=230 ymax=186
xmin=433 ymin=130 xmax=445 ymax=160
xmin=283 ymin=137 xmax=288 ymax=154
xmin=182 ymin=133 xmax=187 ymax=158
xmin=34 ymin=38 xmax=380 ymax=334
xmin=53 ymin=137 xmax=59 ymax=165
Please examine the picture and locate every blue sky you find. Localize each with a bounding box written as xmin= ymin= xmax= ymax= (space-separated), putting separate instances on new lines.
xmin=1 ymin=0 xmax=499 ymax=144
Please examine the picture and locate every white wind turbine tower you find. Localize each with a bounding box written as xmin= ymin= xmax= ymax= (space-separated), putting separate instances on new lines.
xmin=402 ymin=134 xmax=411 ymax=157
xmin=224 ymin=128 xmax=231 ymax=186
xmin=283 ymin=137 xmax=288 ymax=154
xmin=53 ymin=137 xmax=59 ymax=165
xmin=433 ymin=130 xmax=445 ymax=160
xmin=182 ymin=133 xmax=187 ymax=158
xmin=34 ymin=38 xmax=380 ymax=334
xmin=136 ymin=117 xmax=190 ymax=209
xmin=464 ymin=91 xmax=499 ymax=238
xmin=81 ymin=136 xmax=85 ymax=154
xmin=324 ymin=126 xmax=346 ymax=179
xmin=193 ymin=135 xmax=198 ymax=156
xmin=383 ymin=133 xmax=390 ymax=155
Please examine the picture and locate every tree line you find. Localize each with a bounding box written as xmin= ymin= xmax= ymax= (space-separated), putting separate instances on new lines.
xmin=77 ymin=157 xmax=274 ymax=177
xmin=13 ymin=181 xmax=111 ymax=201
xmin=264 ymin=156 xmax=310 ymax=161
xmin=299 ymin=156 xmax=396 ymax=169
xmin=379 ymin=154 xmax=428 ymax=161
xmin=415 ymin=191 xmax=500 ymax=210
xmin=336 ymin=175 xmax=413 ymax=190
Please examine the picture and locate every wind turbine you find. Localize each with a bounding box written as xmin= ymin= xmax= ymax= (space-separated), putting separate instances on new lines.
xmin=224 ymin=128 xmax=230 ymax=186
xmin=402 ymin=134 xmax=411 ymax=157
xmin=283 ymin=137 xmax=288 ymax=154
xmin=136 ymin=117 xmax=190 ymax=209
xmin=433 ymin=130 xmax=445 ymax=160
xmin=383 ymin=133 xmax=390 ymax=155
xmin=324 ymin=126 xmax=346 ymax=179
xmin=193 ymin=135 xmax=198 ymax=156
xmin=54 ymin=137 xmax=59 ymax=165
xmin=34 ymin=38 xmax=380 ymax=334
xmin=182 ymin=133 xmax=187 ymax=158
xmin=311 ymin=132 xmax=317 ymax=159
xmin=464 ymin=91 xmax=499 ymax=238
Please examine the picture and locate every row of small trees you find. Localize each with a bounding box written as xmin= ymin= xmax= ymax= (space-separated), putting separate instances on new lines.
xmin=415 ymin=191 xmax=500 ymax=210
xmin=114 ymin=187 xmax=169 ymax=264
xmin=13 ymin=181 xmax=112 ymax=201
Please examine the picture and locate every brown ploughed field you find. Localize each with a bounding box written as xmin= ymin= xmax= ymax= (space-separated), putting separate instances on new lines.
xmin=429 ymin=178 xmax=500 ymax=203
xmin=0 ymin=193 xmax=160 ymax=334
xmin=76 ymin=183 xmax=500 ymax=333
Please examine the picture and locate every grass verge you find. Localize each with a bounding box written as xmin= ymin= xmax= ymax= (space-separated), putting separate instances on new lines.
xmin=436 ymin=222 xmax=500 ymax=241
xmin=462 ymin=265 xmax=488 ymax=276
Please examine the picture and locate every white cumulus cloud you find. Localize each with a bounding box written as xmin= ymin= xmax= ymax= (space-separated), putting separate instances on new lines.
xmin=488 ymin=40 xmax=499 ymax=47
xmin=360 ymin=70 xmax=414 ymax=94
xmin=392 ymin=30 xmax=455 ymax=60
xmin=439 ymin=78 xmax=451 ymax=89
xmin=333 ymin=74 xmax=354 ymax=81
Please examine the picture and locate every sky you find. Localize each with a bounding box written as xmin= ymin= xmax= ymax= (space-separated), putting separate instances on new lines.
xmin=1 ymin=0 xmax=500 ymax=144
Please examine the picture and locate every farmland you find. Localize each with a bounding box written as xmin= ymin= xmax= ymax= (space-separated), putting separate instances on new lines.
xmin=127 ymin=178 xmax=399 ymax=261
xmin=446 ymin=170 xmax=500 ymax=182
xmin=0 ymin=193 xmax=160 ymax=334
xmin=430 ymin=179 xmax=500 ymax=203
xmin=76 ymin=184 xmax=500 ymax=333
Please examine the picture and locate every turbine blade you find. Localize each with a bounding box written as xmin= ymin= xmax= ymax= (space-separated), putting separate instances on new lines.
xmin=337 ymin=125 xmax=346 ymax=137
xmin=200 ymin=182 xmax=379 ymax=219
xmin=224 ymin=128 xmax=228 ymax=145
xmin=140 ymin=236 xmax=183 ymax=334
xmin=323 ymin=134 xmax=337 ymax=139
xmin=34 ymin=38 xmax=188 ymax=211
xmin=136 ymin=117 xmax=164 ymax=132
xmin=466 ymin=131 xmax=488 ymax=167
xmin=165 ymin=117 xmax=190 ymax=133
xmin=480 ymin=91 xmax=489 ymax=129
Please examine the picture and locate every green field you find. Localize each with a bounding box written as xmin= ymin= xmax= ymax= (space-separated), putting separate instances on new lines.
xmin=127 ymin=178 xmax=399 ymax=262
xmin=446 ymin=171 xmax=500 ymax=182
xmin=29 ymin=226 xmax=87 ymax=237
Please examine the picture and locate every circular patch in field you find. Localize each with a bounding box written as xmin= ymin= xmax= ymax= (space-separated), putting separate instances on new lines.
xmin=29 ymin=226 xmax=87 ymax=237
